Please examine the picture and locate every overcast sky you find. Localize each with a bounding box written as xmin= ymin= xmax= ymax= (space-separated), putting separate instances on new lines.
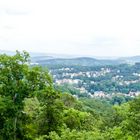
xmin=0 ymin=0 xmax=140 ymax=57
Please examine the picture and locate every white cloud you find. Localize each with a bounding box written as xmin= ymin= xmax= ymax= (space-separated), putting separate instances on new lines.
xmin=0 ymin=0 xmax=140 ymax=56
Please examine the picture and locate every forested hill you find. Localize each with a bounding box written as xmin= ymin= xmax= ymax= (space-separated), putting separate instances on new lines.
xmin=31 ymin=55 xmax=140 ymax=66
xmin=2 ymin=50 xmax=140 ymax=66
xmin=33 ymin=57 xmax=122 ymax=66
xmin=119 ymin=56 xmax=140 ymax=64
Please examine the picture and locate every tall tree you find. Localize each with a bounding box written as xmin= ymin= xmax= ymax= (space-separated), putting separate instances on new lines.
xmin=0 ymin=51 xmax=53 ymax=139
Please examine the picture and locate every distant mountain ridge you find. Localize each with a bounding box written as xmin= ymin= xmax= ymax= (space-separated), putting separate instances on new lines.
xmin=34 ymin=57 xmax=122 ymax=66
xmin=119 ymin=56 xmax=140 ymax=64
xmin=1 ymin=50 xmax=140 ymax=66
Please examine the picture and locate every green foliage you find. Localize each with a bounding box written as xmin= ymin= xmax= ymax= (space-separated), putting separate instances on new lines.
xmin=0 ymin=51 xmax=54 ymax=139
xmin=47 ymin=128 xmax=104 ymax=140
xmin=1 ymin=51 xmax=140 ymax=140
xmin=63 ymin=108 xmax=95 ymax=131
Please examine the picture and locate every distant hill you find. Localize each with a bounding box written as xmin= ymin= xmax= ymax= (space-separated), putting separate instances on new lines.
xmin=34 ymin=57 xmax=122 ymax=66
xmin=119 ymin=56 xmax=140 ymax=64
xmin=1 ymin=50 xmax=140 ymax=66
xmin=31 ymin=55 xmax=54 ymax=63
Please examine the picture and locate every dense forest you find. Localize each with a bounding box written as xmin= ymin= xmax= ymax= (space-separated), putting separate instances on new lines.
xmin=0 ymin=51 xmax=140 ymax=140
